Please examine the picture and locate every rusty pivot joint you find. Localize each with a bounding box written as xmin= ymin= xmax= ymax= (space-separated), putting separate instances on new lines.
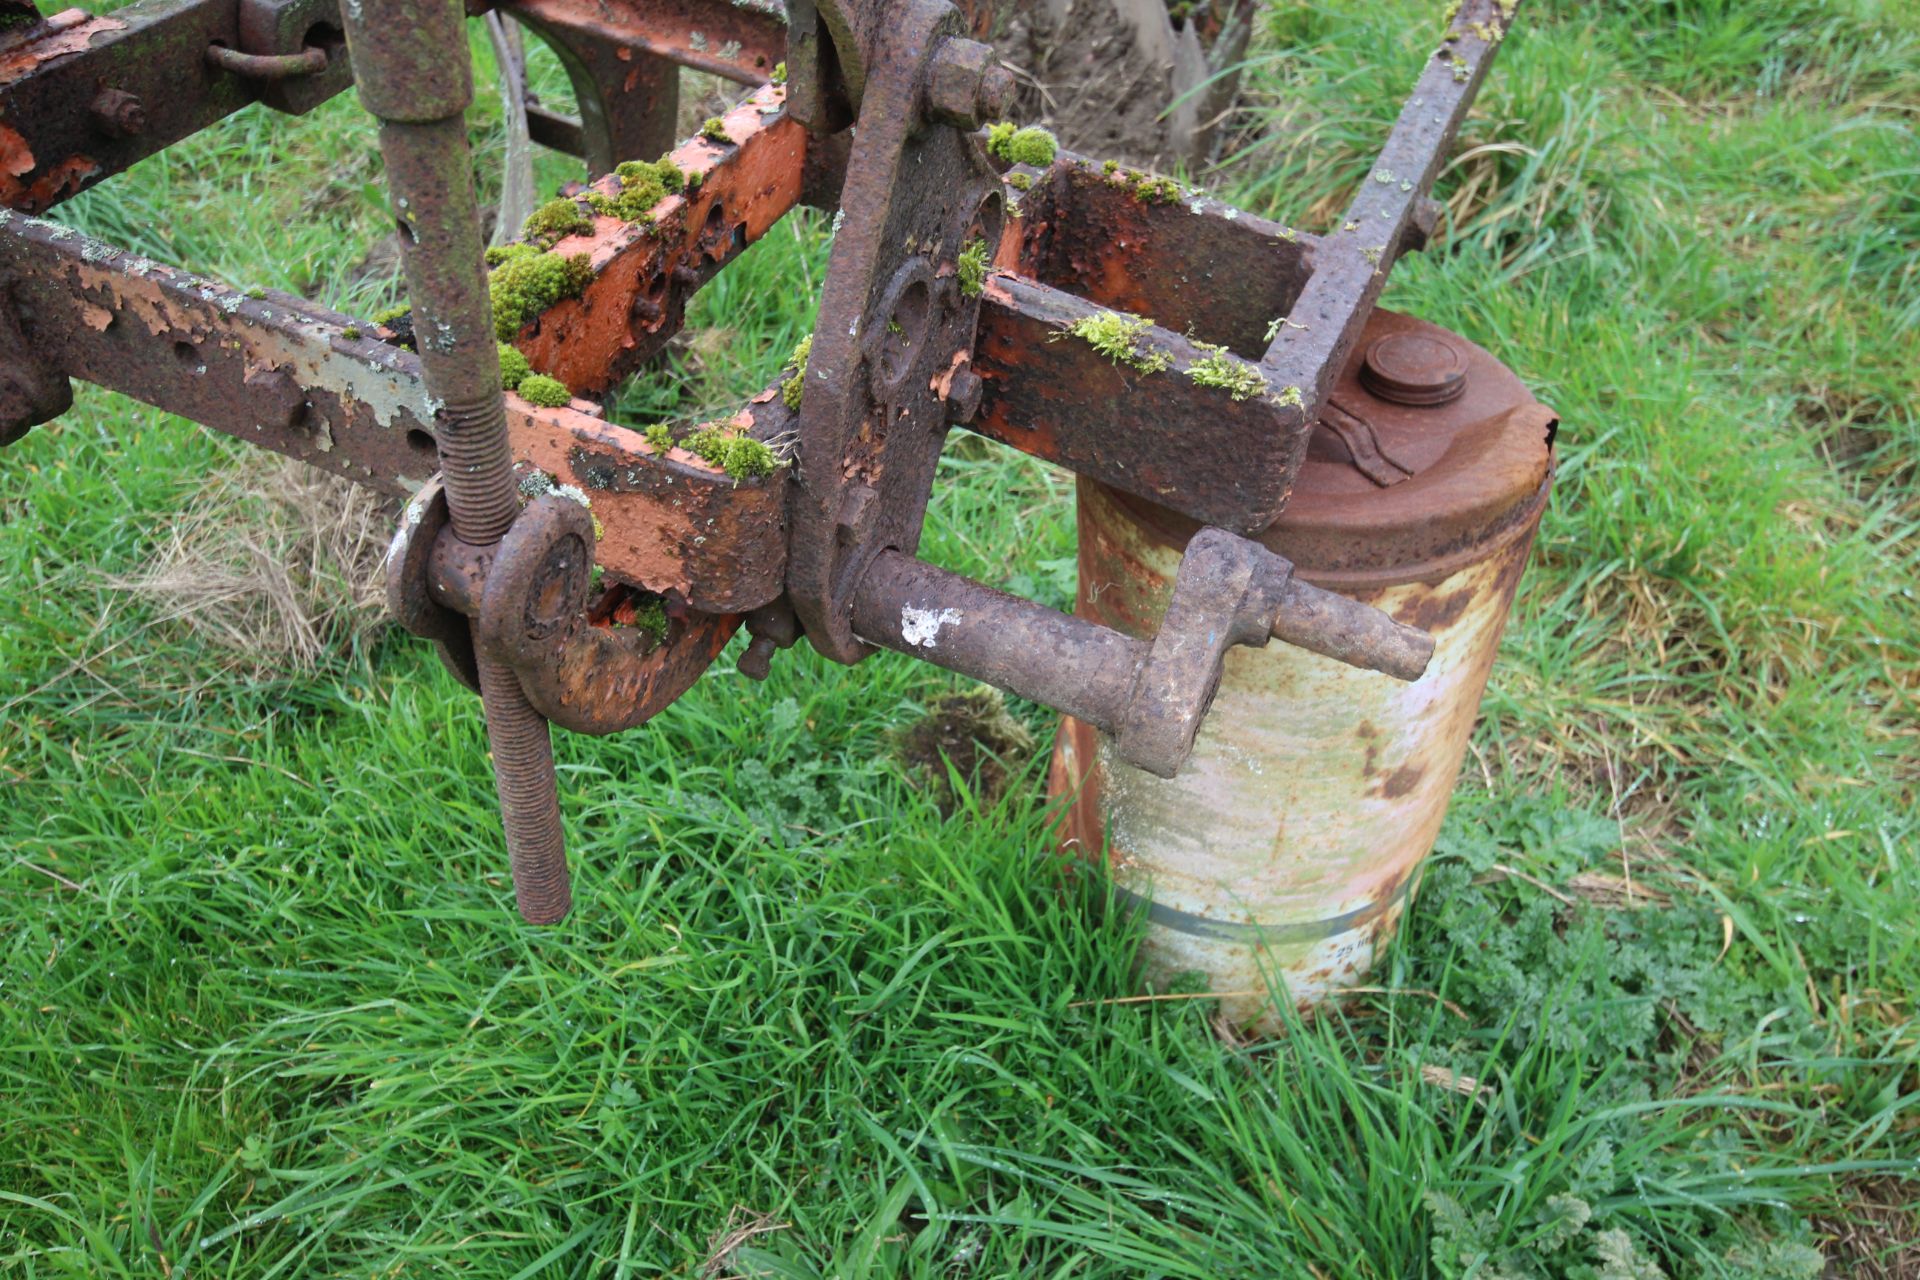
xmin=851 ymin=528 xmax=1433 ymax=778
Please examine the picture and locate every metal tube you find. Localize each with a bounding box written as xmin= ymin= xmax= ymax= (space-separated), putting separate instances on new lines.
xmin=204 ymin=44 xmax=329 ymax=81
xmin=340 ymin=0 xmax=570 ymax=923
xmin=851 ymin=551 xmax=1145 ymax=733
xmin=1271 ymin=577 xmax=1435 ymax=682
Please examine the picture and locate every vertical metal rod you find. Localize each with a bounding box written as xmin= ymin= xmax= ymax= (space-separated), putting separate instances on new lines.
xmin=340 ymin=0 xmax=571 ymax=924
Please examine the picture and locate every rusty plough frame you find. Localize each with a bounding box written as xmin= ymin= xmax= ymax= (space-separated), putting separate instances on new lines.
xmin=0 ymin=0 xmax=1521 ymax=922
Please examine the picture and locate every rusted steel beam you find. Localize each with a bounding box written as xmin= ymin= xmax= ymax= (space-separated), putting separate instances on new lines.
xmin=0 ymin=0 xmax=783 ymax=216
xmin=959 ymin=0 xmax=1518 ymax=535
xmin=969 ymin=274 xmax=1311 ymax=534
xmin=0 ymin=0 xmax=353 ymax=213
xmin=999 ymin=156 xmax=1320 ymax=359
xmin=503 ymin=0 xmax=785 ymax=87
xmin=0 ymin=209 xmax=790 ymax=611
xmin=507 ymin=83 xmax=806 ymax=394
xmin=1262 ymin=0 xmax=1516 ymax=404
xmin=783 ymin=0 xmax=1009 ymax=665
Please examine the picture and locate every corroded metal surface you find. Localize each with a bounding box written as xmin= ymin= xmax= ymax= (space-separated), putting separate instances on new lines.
xmin=853 ymin=530 xmax=1429 ymax=778
xmin=786 ymin=0 xmax=1003 ymax=664
xmin=505 ymin=0 xmax=784 ymax=86
xmin=970 ymin=272 xmax=1310 ymax=531
xmin=0 ymin=211 xmax=790 ymax=610
xmin=462 ymin=494 xmax=741 ymax=735
xmin=344 ymin=0 xmax=571 ymax=925
xmin=509 ymin=84 xmax=807 ymax=393
xmin=1050 ymin=310 xmax=1556 ymax=1026
xmin=0 ymin=0 xmax=352 ymax=214
xmin=967 ymin=1 xmax=1521 ymax=534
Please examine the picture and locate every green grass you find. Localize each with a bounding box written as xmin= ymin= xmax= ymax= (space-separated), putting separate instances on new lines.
xmin=4 ymin=1 xmax=1918 ymax=1276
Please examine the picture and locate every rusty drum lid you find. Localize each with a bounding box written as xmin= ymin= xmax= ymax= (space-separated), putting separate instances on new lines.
xmin=1095 ymin=309 xmax=1556 ymax=588
xmin=1268 ymin=308 xmax=1555 ymax=588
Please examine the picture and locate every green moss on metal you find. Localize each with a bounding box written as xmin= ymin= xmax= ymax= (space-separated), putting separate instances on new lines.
xmin=781 ymin=334 xmax=812 ymax=411
xmin=702 ymin=116 xmax=732 ymax=144
xmin=986 ymin=123 xmax=1057 ymax=167
xmin=1134 ymin=174 xmax=1182 ymax=205
xmin=957 ymin=238 xmax=990 ymax=298
xmin=619 ymin=157 xmax=685 ymax=194
xmin=516 ymin=373 xmax=571 ymax=407
xmin=489 ymin=251 xmax=592 ymax=340
xmin=685 ymin=426 xmax=779 ymax=480
xmin=1055 ymin=310 xmax=1171 ymax=374
xmin=583 ymin=156 xmax=684 ymax=224
xmin=498 ymin=343 xmax=531 ymax=391
xmin=486 ymin=242 xmax=538 ymax=268
xmin=627 ymin=595 xmax=669 ymax=642
xmin=1186 ymin=342 xmax=1267 ymax=401
xmin=643 ymin=423 xmax=673 ymax=452
xmin=522 ymin=197 xmax=593 ymax=246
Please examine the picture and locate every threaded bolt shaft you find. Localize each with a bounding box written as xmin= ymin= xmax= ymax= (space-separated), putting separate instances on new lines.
xmin=477 ymin=655 xmax=571 ymax=924
xmin=341 ymin=0 xmax=571 ymax=924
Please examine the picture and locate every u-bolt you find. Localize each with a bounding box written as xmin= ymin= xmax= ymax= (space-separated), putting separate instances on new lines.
xmin=339 ymin=0 xmax=570 ymax=924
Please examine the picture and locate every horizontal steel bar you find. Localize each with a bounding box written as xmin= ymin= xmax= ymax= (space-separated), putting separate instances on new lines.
xmin=968 ymin=273 xmax=1311 ymax=535
xmin=2 ymin=0 xmax=260 ymax=212
xmin=851 ymin=549 xmax=1144 ymax=732
xmin=502 ymin=0 xmax=785 ymax=85
xmin=0 ymin=208 xmax=790 ymax=611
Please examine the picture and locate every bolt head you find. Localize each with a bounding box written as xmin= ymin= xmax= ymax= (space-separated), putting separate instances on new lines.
xmin=89 ymin=88 xmax=146 ymax=139
xmin=945 ymin=367 xmax=985 ymax=425
xmin=927 ymin=38 xmax=995 ymax=128
xmin=738 ymin=634 xmax=777 ymax=681
xmin=243 ymin=364 xmax=309 ymax=430
xmin=977 ymin=64 xmax=1015 ymax=121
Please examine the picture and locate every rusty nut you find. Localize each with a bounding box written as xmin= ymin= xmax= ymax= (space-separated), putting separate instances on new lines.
xmin=927 ymin=37 xmax=1005 ymax=129
xmin=243 ymin=362 xmax=309 ymax=430
xmin=944 ymin=366 xmax=984 ymax=425
xmin=89 ymin=88 xmax=147 ymax=139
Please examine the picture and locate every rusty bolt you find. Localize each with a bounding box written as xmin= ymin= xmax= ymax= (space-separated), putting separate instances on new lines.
xmin=89 ymin=88 xmax=146 ymax=139
xmin=927 ymin=38 xmax=1007 ymax=129
xmin=977 ymin=64 xmax=1015 ymax=121
xmin=739 ymin=634 xmax=778 ymax=681
xmin=738 ymin=601 xmax=798 ymax=681
xmin=945 ymin=366 xmax=984 ymax=424
xmin=243 ymin=363 xmax=309 ymax=430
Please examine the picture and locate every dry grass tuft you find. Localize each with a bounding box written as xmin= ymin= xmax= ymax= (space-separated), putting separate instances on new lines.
xmin=1814 ymin=1177 xmax=1920 ymax=1280
xmin=108 ymin=455 xmax=395 ymax=675
xmin=700 ymin=1206 xmax=788 ymax=1279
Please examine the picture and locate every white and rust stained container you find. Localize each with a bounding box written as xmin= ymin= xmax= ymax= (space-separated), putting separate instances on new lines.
xmin=1049 ymin=308 xmax=1558 ymax=1028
